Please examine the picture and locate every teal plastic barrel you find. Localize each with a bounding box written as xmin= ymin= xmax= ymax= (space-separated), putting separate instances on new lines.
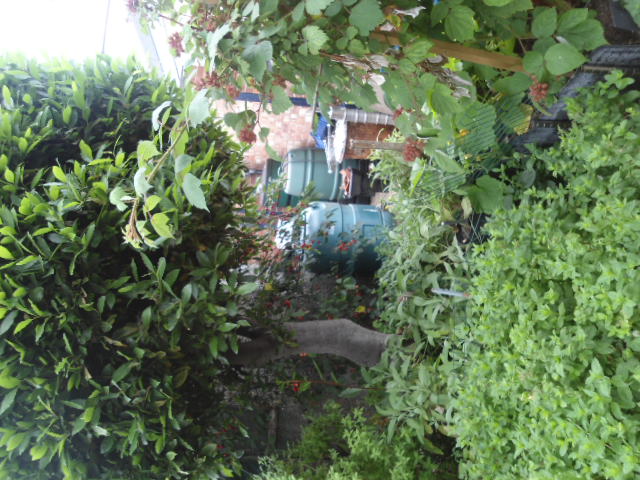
xmin=302 ymin=201 xmax=394 ymax=275
xmin=284 ymin=149 xmax=359 ymax=201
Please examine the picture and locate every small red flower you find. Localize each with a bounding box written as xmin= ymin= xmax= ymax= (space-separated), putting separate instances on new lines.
xmin=283 ymin=299 xmax=292 ymax=308
xmin=292 ymin=381 xmax=301 ymax=392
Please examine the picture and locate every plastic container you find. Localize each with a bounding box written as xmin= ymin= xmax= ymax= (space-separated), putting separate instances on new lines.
xmin=283 ymin=148 xmax=360 ymax=200
xmin=301 ymin=201 xmax=394 ymax=275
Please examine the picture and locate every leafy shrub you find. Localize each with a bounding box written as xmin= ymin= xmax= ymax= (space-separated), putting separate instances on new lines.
xmin=255 ymin=403 xmax=455 ymax=480
xmin=0 ymin=54 xmax=178 ymax=170
xmin=0 ymin=57 xmax=258 ymax=479
xmin=452 ymin=72 xmax=640 ymax=479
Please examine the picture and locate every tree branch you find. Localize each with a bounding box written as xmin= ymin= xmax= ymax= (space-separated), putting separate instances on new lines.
xmin=228 ymin=319 xmax=394 ymax=368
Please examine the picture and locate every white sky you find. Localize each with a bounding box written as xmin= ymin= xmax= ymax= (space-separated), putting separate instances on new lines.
xmin=0 ymin=0 xmax=183 ymax=78
xmin=0 ymin=0 xmax=144 ymax=60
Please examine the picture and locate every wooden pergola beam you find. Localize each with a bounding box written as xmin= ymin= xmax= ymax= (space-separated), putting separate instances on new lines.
xmin=371 ymin=31 xmax=524 ymax=73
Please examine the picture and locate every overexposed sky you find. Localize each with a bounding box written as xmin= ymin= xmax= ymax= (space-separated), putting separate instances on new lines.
xmin=0 ymin=0 xmax=147 ymax=61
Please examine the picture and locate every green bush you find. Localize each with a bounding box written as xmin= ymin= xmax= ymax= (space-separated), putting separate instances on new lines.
xmin=452 ymin=72 xmax=640 ymax=479
xmin=0 ymin=57 xmax=257 ymax=479
xmin=255 ymin=403 xmax=455 ymax=480
xmin=0 ymin=54 xmax=178 ymax=170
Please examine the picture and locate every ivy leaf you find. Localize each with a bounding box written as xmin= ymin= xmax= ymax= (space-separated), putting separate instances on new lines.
xmin=188 ymin=90 xmax=210 ymax=127
xmin=306 ymin=0 xmax=333 ymax=15
xmin=532 ymin=7 xmax=557 ymax=38
xmin=182 ymin=173 xmax=209 ymax=211
xmin=242 ymin=41 xmax=273 ymax=81
xmin=544 ymin=43 xmax=587 ymax=75
xmin=137 ymin=140 xmax=159 ymax=162
xmin=271 ymin=85 xmax=293 ymax=114
xmin=349 ymin=0 xmax=385 ymax=36
xmin=302 ymin=25 xmax=329 ymax=55
xmin=133 ymin=168 xmax=152 ymax=197
xmin=444 ymin=5 xmax=477 ymax=41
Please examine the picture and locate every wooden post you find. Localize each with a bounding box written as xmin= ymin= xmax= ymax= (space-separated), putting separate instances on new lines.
xmin=372 ymin=31 xmax=524 ymax=73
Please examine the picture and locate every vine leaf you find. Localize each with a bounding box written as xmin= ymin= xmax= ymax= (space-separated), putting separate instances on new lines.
xmin=349 ymin=0 xmax=385 ymax=36
xmin=444 ymin=5 xmax=477 ymax=41
xmin=242 ymin=41 xmax=273 ymax=80
xmin=306 ymin=0 xmax=333 ymax=15
xmin=302 ymin=25 xmax=329 ymax=55
xmin=544 ymin=43 xmax=586 ymax=75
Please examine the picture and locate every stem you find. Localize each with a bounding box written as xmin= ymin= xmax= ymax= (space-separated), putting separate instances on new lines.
xmin=127 ymin=122 xmax=189 ymax=228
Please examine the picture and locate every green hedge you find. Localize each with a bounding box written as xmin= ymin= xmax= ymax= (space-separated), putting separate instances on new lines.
xmin=0 ymin=56 xmax=257 ymax=479
xmin=453 ymin=72 xmax=640 ymax=479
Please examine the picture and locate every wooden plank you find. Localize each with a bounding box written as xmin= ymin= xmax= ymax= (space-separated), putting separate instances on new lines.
xmin=372 ymin=31 xmax=524 ymax=73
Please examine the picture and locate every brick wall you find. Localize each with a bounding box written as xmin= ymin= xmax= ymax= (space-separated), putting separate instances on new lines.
xmin=213 ymin=98 xmax=317 ymax=173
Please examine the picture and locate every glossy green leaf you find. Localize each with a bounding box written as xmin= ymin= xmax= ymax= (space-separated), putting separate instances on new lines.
xmin=182 ymin=173 xmax=209 ymax=211
xmin=137 ymin=140 xmax=160 ymax=162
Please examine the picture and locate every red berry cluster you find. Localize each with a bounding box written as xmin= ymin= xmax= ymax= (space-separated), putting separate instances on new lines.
xmin=192 ymin=70 xmax=222 ymax=90
xmin=403 ymin=138 xmax=425 ymax=162
xmin=168 ymin=32 xmax=185 ymax=56
xmin=337 ymin=239 xmax=357 ymax=252
xmin=238 ymin=125 xmax=257 ymax=144
xmin=529 ymin=81 xmax=549 ymax=102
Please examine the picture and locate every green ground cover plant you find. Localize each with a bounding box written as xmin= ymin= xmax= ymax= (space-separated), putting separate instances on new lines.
xmin=451 ymin=71 xmax=640 ymax=479
xmin=254 ymin=402 xmax=457 ymax=480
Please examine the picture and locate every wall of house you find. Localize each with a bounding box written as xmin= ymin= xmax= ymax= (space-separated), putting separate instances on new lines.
xmin=213 ymin=98 xmax=317 ymax=176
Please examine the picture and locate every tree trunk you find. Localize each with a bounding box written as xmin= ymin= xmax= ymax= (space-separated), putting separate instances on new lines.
xmin=229 ymin=319 xmax=393 ymax=368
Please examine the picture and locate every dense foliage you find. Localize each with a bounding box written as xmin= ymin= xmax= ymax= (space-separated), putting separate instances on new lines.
xmin=134 ymin=0 xmax=605 ymax=147
xmin=362 ymin=72 xmax=640 ymax=480
xmin=0 ymin=56 xmax=258 ymax=479
xmin=452 ymin=71 xmax=640 ymax=479
xmin=254 ymin=402 xmax=456 ymax=480
xmin=0 ymin=55 xmax=178 ymax=170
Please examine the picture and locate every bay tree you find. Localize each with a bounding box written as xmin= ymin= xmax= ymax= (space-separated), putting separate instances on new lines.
xmin=0 ymin=55 xmax=392 ymax=479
